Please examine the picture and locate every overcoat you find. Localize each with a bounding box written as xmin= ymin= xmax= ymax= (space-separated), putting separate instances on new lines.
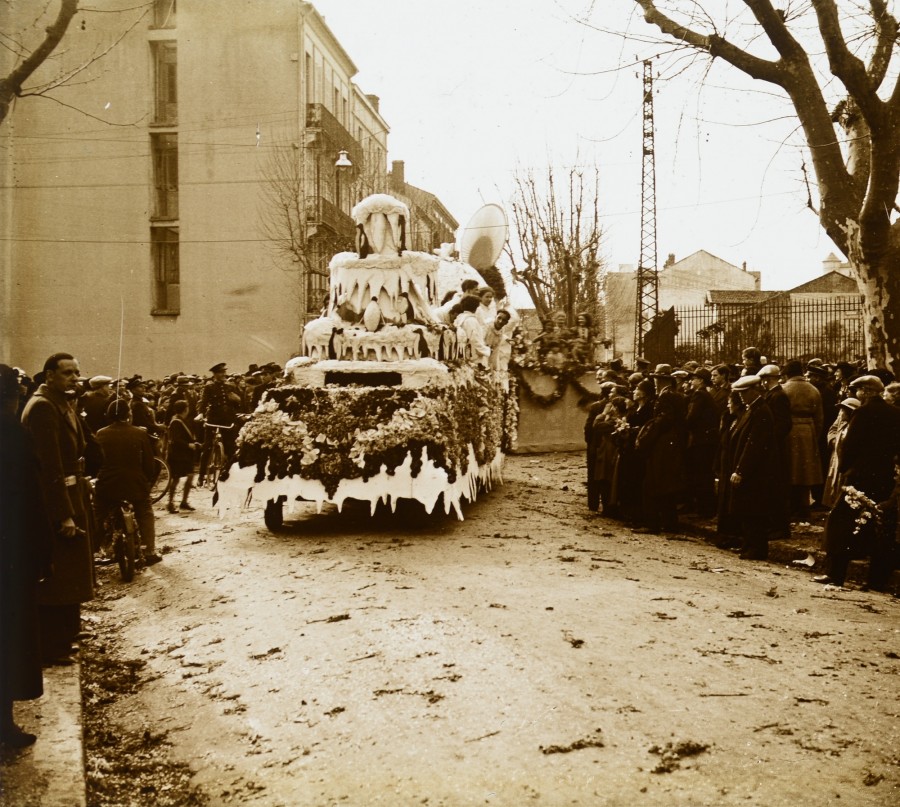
xmin=728 ymin=396 xmax=778 ymax=517
xmin=0 ymin=410 xmax=53 ymax=702
xmin=782 ymin=376 xmax=824 ymax=486
xmin=637 ymin=387 xmax=687 ymax=497
xmin=839 ymin=396 xmax=900 ymax=501
xmin=20 ymin=385 xmax=95 ymax=605
xmin=95 ymin=421 xmax=158 ymax=503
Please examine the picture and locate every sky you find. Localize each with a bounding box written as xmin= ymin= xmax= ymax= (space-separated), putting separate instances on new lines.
xmin=312 ymin=0 xmax=848 ymax=292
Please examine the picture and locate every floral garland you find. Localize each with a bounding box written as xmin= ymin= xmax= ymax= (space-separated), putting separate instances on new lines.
xmin=236 ymin=375 xmax=504 ymax=499
xmin=510 ymin=361 xmax=601 ymax=408
xmin=843 ymin=485 xmax=881 ymax=535
xmin=502 ymin=375 xmax=519 ymax=452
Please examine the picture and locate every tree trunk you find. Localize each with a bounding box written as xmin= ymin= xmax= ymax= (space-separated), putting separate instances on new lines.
xmin=853 ymin=245 xmax=900 ymax=376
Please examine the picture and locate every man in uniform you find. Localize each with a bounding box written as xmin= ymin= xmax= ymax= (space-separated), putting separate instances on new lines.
xmin=21 ymin=353 xmax=95 ymax=664
xmin=79 ymin=375 xmax=114 ymax=434
xmin=198 ymin=362 xmax=243 ymax=483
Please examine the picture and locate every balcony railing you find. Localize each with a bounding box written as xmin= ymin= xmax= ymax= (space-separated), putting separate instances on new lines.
xmin=305 ymin=103 xmax=361 ymax=166
xmin=306 ymin=196 xmax=354 ymax=238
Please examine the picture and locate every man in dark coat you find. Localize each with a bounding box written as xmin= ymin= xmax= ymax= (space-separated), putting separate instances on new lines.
xmin=728 ymin=375 xmax=779 ymax=560
xmin=128 ymin=377 xmax=163 ymax=439
xmin=685 ymin=367 xmax=719 ymax=517
xmin=21 ymin=353 xmax=95 ymax=664
xmin=759 ymin=364 xmax=792 ymax=540
xmin=634 ymin=364 xmax=687 ymax=534
xmin=816 ymin=375 xmax=900 ymax=588
xmin=1 ymin=365 xmax=53 ymax=747
xmin=79 ymin=375 xmax=113 ymax=434
xmin=94 ymin=400 xmax=161 ymax=565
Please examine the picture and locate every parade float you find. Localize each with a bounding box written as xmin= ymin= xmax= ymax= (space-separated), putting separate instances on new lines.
xmin=217 ymin=194 xmax=514 ymax=529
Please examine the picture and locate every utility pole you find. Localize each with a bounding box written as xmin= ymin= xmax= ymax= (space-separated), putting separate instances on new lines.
xmin=633 ymin=59 xmax=659 ymax=360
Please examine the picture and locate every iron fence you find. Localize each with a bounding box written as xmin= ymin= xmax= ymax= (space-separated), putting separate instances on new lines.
xmin=671 ymin=296 xmax=865 ymax=365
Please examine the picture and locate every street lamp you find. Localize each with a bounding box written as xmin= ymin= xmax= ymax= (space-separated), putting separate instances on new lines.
xmin=335 ymin=149 xmax=352 ymax=169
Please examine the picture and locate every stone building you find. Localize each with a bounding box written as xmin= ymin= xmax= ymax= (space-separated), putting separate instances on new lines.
xmin=1 ymin=1 xmax=452 ymax=379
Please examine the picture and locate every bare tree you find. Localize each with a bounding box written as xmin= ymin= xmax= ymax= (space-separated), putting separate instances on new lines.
xmin=258 ymin=138 xmax=354 ymax=318
xmin=629 ymin=0 xmax=900 ymax=373
xmin=0 ymin=0 xmax=79 ymax=126
xmin=506 ymin=165 xmax=605 ymax=327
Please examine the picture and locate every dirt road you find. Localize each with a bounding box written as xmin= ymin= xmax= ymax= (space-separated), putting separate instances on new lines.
xmin=84 ymin=452 xmax=899 ymax=806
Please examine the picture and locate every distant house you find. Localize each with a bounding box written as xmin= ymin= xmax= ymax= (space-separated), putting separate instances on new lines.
xmin=604 ymin=250 xmax=760 ymax=364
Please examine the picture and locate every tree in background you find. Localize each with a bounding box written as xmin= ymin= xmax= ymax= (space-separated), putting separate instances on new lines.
xmin=505 ymin=165 xmax=605 ymax=329
xmin=630 ymin=0 xmax=900 ymax=373
xmin=1 ymin=0 xmax=150 ymax=127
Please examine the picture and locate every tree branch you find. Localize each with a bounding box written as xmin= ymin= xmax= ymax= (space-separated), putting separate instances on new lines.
xmin=810 ymin=0 xmax=885 ymax=127
xmin=0 ymin=0 xmax=79 ymax=126
xmin=866 ymin=0 xmax=898 ymax=89
xmin=634 ymin=0 xmax=785 ymax=85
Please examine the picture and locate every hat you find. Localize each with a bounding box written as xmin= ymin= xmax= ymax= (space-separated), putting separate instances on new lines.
xmin=731 ymin=375 xmax=762 ymax=390
xmin=176 ymin=375 xmax=191 ymax=385
xmin=650 ymin=363 xmax=674 ymax=378
xmin=691 ymin=367 xmax=712 ymax=384
xmin=806 ymin=358 xmax=824 ymax=368
xmin=89 ymin=375 xmax=113 ymax=389
xmin=609 ymin=358 xmax=625 ymax=372
xmin=757 ymin=364 xmax=781 ymax=378
xmin=839 ymin=397 xmax=861 ymax=410
xmin=671 ymin=369 xmax=690 ymax=380
xmin=126 ymin=377 xmax=145 ymax=391
xmin=849 ymin=374 xmax=885 ymax=392
xmin=210 ymin=362 xmax=227 ymax=374
xmin=635 ymin=357 xmax=651 ymax=369
xmin=806 ymin=364 xmax=830 ymax=377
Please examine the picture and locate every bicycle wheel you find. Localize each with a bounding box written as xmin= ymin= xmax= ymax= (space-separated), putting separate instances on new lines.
xmin=150 ymin=457 xmax=171 ymax=503
xmin=206 ymin=441 xmax=225 ymax=490
xmin=116 ymin=509 xmax=137 ymax=583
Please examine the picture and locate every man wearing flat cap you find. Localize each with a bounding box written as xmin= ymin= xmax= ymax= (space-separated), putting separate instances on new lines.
xmin=725 ymin=375 xmax=779 ymax=560
xmin=198 ymin=363 xmax=243 ymax=483
xmin=817 ymin=374 xmax=900 ymax=589
xmin=632 ymin=364 xmax=687 ymax=534
xmin=758 ymin=364 xmax=792 ymax=539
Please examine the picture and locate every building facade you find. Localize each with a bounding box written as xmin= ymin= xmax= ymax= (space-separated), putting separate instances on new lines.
xmin=2 ymin=1 xmax=400 ymax=378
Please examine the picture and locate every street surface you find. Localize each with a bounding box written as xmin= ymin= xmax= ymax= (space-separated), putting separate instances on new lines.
xmin=85 ymin=452 xmax=898 ymax=806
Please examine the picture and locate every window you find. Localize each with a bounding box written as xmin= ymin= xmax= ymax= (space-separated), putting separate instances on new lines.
xmin=152 ymin=0 xmax=176 ymax=28
xmin=152 ymin=227 xmax=180 ymax=314
xmin=151 ymin=133 xmax=178 ymax=219
xmin=153 ymin=42 xmax=177 ymax=124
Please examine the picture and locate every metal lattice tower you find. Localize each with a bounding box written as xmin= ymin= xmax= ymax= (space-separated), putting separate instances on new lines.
xmin=634 ymin=59 xmax=659 ymax=360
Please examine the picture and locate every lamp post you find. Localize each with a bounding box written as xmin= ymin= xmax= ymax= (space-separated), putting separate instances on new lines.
xmin=334 ymin=149 xmax=352 ymax=213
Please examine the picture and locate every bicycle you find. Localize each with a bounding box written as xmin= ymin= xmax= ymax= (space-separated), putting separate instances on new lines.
xmin=103 ymin=500 xmax=144 ymax=582
xmin=202 ymin=422 xmax=235 ymax=490
xmin=150 ymin=455 xmax=171 ymax=503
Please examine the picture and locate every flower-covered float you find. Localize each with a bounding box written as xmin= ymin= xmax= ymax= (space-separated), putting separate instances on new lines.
xmin=216 ymin=194 xmax=511 ymax=529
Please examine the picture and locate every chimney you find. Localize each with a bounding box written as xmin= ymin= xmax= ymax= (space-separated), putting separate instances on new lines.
xmin=391 ymin=160 xmax=405 ymax=188
xmin=664 ymin=253 xmax=675 ymax=268
xmin=742 ymin=261 xmax=747 ymax=271
xmin=365 ymin=94 xmax=380 ymax=113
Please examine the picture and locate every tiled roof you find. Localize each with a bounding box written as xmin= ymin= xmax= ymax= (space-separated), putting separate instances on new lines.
xmin=707 ymin=290 xmax=780 ymax=304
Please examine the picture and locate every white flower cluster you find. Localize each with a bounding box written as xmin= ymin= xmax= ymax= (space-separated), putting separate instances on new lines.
xmin=843 ymin=485 xmax=879 ymax=536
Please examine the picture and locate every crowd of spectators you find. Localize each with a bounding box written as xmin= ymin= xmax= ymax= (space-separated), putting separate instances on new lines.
xmin=585 ymin=351 xmax=900 ymax=589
